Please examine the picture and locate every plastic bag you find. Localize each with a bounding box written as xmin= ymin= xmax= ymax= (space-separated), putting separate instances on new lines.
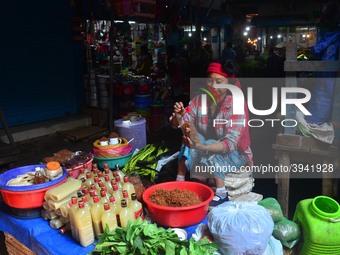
xmin=208 ymin=201 xmax=274 ymax=255
xmin=258 ymin=197 xmax=284 ymax=222
xmin=273 ymin=217 xmax=301 ymax=248
xmin=262 ymin=236 xmax=283 ymax=255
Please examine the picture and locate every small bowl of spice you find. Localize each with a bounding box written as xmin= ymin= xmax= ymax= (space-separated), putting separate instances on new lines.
xmin=142 ymin=181 xmax=214 ymax=228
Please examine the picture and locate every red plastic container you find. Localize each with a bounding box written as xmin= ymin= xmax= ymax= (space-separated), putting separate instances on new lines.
xmin=142 ymin=181 xmax=214 ymax=227
xmin=1 ymin=180 xmax=67 ymax=209
xmin=0 ymin=165 xmax=68 ymax=209
xmin=66 ymin=157 xmax=93 ymax=179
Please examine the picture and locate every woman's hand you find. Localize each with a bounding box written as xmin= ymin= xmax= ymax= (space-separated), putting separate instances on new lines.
xmin=181 ymin=135 xmax=192 ymax=148
xmin=174 ymin=102 xmax=185 ymax=117
xmin=169 ymin=102 xmax=185 ymax=128
xmin=182 ymin=135 xmax=208 ymax=152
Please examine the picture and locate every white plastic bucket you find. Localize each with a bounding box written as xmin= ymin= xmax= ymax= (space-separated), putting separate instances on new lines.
xmin=114 ymin=118 xmax=146 ymax=149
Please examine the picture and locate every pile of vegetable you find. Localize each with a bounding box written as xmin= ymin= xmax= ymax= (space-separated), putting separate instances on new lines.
xmin=123 ymin=144 xmax=169 ymax=182
xmin=91 ymin=218 xmax=218 ymax=255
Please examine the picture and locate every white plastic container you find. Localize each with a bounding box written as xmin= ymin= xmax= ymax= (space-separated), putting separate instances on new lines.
xmin=114 ymin=118 xmax=146 ymax=150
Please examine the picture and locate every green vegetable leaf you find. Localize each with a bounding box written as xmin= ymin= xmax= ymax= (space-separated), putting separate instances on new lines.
xmin=165 ymin=240 xmax=176 ymax=255
xmin=133 ymin=236 xmax=148 ymax=254
xmin=91 ymin=219 xmax=218 ymax=255
xmin=126 ymin=218 xmax=144 ymax=242
xmin=179 ymin=246 xmax=188 ymax=255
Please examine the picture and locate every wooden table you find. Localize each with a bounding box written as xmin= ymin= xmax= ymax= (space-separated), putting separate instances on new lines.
xmin=273 ymin=133 xmax=339 ymax=217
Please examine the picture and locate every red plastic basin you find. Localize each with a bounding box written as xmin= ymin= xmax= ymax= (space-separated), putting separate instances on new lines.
xmin=142 ymin=181 xmax=214 ymax=228
xmin=66 ymin=157 xmax=93 ymax=179
xmin=0 ymin=165 xmax=68 ymax=209
xmin=1 ymin=180 xmax=67 ymax=209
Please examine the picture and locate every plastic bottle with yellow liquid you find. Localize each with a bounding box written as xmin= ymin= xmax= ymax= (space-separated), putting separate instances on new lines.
xmin=60 ymin=201 xmax=73 ymax=218
xmin=111 ymin=184 xmax=122 ymax=206
xmin=97 ymin=171 xmax=105 ymax=183
xmin=101 ymin=203 xmax=118 ymax=232
xmin=115 ymin=176 xmax=123 ymax=190
xmin=77 ymin=167 xmax=87 ymax=181
xmin=80 ymin=196 xmax=92 ymax=211
xmin=109 ymin=196 xmax=122 ymax=226
xmin=91 ymin=165 xmax=99 ymax=178
xmin=114 ymin=164 xmax=125 ymax=183
xmin=129 ymin=193 xmax=144 ymax=220
xmin=90 ymin=195 xmax=104 ymax=239
xmin=99 ymin=190 xmax=109 ymax=205
xmin=69 ymin=196 xmax=79 ymax=241
xmin=122 ymin=176 xmax=136 ymax=195
xmin=89 ymin=183 xmax=99 ymax=196
xmin=104 ymin=175 xmax=113 ymax=194
xmin=75 ymin=201 xmax=94 ymax=247
xmin=122 ymin=190 xmax=131 ymax=207
xmin=84 ymin=172 xmax=94 ymax=189
xmin=119 ymin=199 xmax=135 ymax=228
xmin=103 ymin=163 xmax=114 ymax=179
xmin=93 ymin=176 xmax=100 ymax=189
xmin=82 ymin=187 xmax=93 ymax=206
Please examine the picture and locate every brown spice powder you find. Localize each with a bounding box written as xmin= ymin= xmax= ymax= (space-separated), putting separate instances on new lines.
xmin=148 ymin=188 xmax=202 ymax=207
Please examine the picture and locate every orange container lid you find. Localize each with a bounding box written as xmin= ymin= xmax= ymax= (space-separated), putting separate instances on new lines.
xmin=46 ymin=161 xmax=61 ymax=171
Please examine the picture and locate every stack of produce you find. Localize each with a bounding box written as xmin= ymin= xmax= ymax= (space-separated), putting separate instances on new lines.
xmin=123 ymin=143 xmax=169 ymax=182
xmin=41 ymin=178 xmax=82 ymax=231
xmin=224 ymin=170 xmax=254 ymax=199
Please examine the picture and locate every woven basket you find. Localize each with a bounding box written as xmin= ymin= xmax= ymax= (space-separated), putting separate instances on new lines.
xmin=4 ymin=233 xmax=35 ymax=255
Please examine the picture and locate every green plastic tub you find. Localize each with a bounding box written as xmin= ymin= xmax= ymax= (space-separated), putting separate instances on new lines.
xmin=94 ymin=152 xmax=133 ymax=170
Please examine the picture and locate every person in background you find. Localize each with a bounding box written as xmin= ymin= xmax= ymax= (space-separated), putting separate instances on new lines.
xmin=221 ymin=42 xmax=237 ymax=64
xmin=264 ymin=47 xmax=285 ymax=77
xmin=166 ymin=45 xmax=188 ymax=99
xmin=169 ymin=61 xmax=253 ymax=208
xmin=135 ymin=44 xmax=153 ymax=76
xmin=203 ymin=44 xmax=213 ymax=62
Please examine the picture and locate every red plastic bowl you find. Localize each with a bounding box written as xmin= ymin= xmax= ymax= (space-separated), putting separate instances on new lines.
xmin=1 ymin=180 xmax=67 ymax=209
xmin=142 ymin=181 xmax=214 ymax=227
xmin=0 ymin=165 xmax=68 ymax=209
xmin=66 ymin=157 xmax=93 ymax=179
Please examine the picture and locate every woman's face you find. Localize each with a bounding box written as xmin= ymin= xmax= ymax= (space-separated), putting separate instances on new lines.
xmin=206 ymin=73 xmax=229 ymax=96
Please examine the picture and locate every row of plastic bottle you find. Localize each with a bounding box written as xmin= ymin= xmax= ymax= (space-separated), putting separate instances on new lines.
xmin=44 ymin=162 xmax=144 ymax=247
xmin=65 ymin=190 xmax=143 ymax=247
xmin=76 ymin=162 xmax=137 ymax=207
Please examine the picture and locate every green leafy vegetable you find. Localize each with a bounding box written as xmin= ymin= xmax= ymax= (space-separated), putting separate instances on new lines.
xmin=90 ymin=218 xmax=218 ymax=255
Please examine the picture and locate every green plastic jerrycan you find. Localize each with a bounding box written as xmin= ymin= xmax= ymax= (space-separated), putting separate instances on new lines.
xmin=293 ymin=196 xmax=340 ymax=255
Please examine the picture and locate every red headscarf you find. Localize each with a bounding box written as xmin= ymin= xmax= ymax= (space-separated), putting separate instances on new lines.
xmin=207 ymin=62 xmax=251 ymax=152
xmin=207 ymin=62 xmax=241 ymax=89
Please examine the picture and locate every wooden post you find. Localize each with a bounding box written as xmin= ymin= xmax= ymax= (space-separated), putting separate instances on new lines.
xmin=322 ymin=158 xmax=336 ymax=197
xmin=277 ymin=151 xmax=290 ymax=217
xmin=284 ymin=42 xmax=297 ymax=135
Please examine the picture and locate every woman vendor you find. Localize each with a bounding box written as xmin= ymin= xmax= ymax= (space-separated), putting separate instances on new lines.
xmin=169 ymin=61 xmax=253 ymax=208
